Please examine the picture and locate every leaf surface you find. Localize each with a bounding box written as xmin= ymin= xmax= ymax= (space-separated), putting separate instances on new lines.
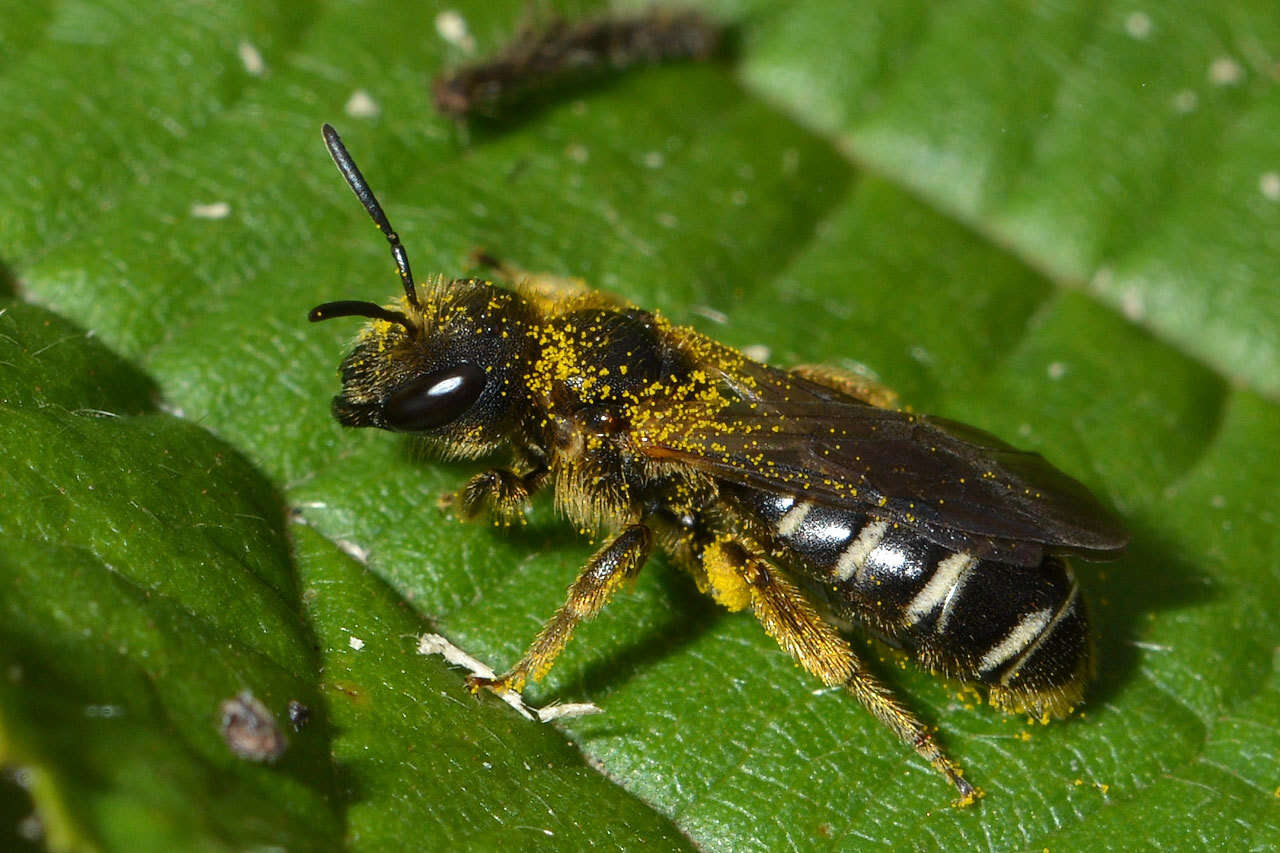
xmin=3 ymin=1 xmax=1278 ymax=849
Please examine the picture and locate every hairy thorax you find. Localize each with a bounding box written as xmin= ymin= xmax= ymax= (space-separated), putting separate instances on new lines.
xmin=529 ymin=305 xmax=720 ymax=534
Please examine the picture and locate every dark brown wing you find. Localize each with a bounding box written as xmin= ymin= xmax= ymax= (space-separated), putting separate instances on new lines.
xmin=633 ymin=363 xmax=1128 ymax=566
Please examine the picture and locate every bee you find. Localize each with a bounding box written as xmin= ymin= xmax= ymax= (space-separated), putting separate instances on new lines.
xmin=308 ymin=124 xmax=1129 ymax=801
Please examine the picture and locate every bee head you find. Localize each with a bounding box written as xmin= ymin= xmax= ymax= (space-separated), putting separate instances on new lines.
xmin=314 ymin=281 xmax=536 ymax=453
xmin=308 ymin=125 xmax=536 ymax=454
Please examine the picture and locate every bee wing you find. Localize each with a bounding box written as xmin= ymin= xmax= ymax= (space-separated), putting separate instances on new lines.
xmin=633 ymin=366 xmax=1128 ymax=566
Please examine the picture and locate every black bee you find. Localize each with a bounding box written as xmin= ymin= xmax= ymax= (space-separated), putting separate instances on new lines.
xmin=308 ymin=124 xmax=1128 ymax=802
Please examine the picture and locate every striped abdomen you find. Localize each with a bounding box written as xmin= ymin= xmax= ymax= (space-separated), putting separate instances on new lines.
xmin=723 ymin=486 xmax=1090 ymax=716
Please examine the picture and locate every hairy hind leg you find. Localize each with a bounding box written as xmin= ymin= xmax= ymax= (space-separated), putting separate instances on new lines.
xmin=790 ymin=363 xmax=899 ymax=409
xmin=467 ymin=249 xmax=616 ymax=309
xmin=701 ymin=539 xmax=978 ymax=803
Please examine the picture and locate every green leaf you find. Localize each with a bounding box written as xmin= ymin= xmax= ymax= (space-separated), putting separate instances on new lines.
xmin=4 ymin=0 xmax=1279 ymax=849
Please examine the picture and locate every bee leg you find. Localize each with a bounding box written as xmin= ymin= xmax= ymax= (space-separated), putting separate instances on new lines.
xmin=467 ymin=249 xmax=595 ymax=303
xmin=702 ymin=540 xmax=977 ymax=803
xmin=439 ymin=465 xmax=549 ymax=524
xmin=789 ymin=364 xmax=900 ymax=409
xmin=469 ymin=524 xmax=651 ymax=695
xmin=467 ymin=248 xmax=527 ymax=283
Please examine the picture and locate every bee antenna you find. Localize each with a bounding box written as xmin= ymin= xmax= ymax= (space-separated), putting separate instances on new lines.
xmin=308 ymin=300 xmax=416 ymax=332
xmin=321 ymin=123 xmax=421 ymax=311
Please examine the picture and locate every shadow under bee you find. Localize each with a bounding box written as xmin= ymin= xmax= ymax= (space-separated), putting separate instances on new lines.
xmin=1074 ymin=522 xmax=1217 ymax=709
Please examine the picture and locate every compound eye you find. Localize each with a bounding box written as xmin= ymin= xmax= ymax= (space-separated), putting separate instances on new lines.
xmin=382 ymin=364 xmax=487 ymax=432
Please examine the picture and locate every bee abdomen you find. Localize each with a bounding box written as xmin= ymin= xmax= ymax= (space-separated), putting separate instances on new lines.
xmin=726 ymin=489 xmax=1090 ymax=716
xmin=902 ymin=553 xmax=1089 ymax=716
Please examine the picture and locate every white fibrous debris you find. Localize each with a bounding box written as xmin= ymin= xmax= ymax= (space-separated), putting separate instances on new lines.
xmin=417 ymin=633 xmax=602 ymax=722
